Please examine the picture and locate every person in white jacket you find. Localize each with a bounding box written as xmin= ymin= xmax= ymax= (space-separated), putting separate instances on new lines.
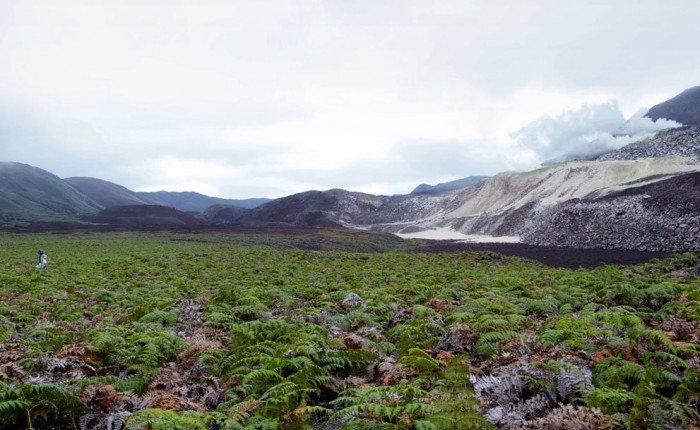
xmin=36 ymin=249 xmax=47 ymax=269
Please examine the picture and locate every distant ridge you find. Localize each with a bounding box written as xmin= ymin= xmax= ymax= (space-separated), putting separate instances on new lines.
xmin=63 ymin=176 xmax=271 ymax=212
xmin=411 ymin=176 xmax=488 ymax=194
xmin=137 ymin=191 xmax=270 ymax=212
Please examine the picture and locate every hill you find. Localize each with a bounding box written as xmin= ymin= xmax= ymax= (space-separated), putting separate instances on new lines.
xmin=64 ymin=177 xmax=155 ymax=207
xmin=230 ymin=189 xmax=385 ymax=227
xmin=0 ymin=162 xmax=101 ymax=224
xmin=137 ymin=191 xmax=270 ymax=212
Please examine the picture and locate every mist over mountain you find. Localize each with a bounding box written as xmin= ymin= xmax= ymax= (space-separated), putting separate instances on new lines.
xmin=515 ymin=101 xmax=682 ymax=165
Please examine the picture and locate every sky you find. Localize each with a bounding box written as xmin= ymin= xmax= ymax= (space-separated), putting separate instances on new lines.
xmin=1 ymin=0 xmax=699 ymax=199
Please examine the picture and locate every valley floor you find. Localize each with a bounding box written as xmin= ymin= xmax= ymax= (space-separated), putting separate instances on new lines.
xmin=0 ymin=231 xmax=697 ymax=429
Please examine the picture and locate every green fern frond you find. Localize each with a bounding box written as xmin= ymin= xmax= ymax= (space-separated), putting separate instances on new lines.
xmin=585 ymin=387 xmax=636 ymax=414
xmin=138 ymin=307 xmax=180 ymax=325
xmin=242 ymin=368 xmax=284 ymax=385
xmin=127 ymin=409 xmax=210 ymax=430
xmin=633 ymin=329 xmax=675 ymax=353
xmin=399 ymin=348 xmax=444 ymax=377
xmin=0 ymin=399 xmax=28 ymax=416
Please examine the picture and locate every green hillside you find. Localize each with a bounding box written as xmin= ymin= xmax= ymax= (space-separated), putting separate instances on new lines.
xmin=0 ymin=162 xmax=102 ymax=225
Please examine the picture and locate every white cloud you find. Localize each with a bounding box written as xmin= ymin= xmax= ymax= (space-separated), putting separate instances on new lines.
xmin=616 ymin=108 xmax=682 ymax=136
xmin=512 ymin=102 xmax=682 ymax=163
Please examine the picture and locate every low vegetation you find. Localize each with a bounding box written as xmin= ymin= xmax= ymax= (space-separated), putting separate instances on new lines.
xmin=0 ymin=231 xmax=698 ymax=429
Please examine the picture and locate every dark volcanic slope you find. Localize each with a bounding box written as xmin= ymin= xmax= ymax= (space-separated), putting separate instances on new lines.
xmin=238 ymin=189 xmax=385 ymax=227
xmin=64 ymin=177 xmax=155 ymax=208
xmin=646 ymin=86 xmax=700 ymax=126
xmin=83 ymin=205 xmax=205 ymax=226
xmin=523 ymin=172 xmax=700 ymax=251
xmin=203 ymin=204 xmax=252 ymax=226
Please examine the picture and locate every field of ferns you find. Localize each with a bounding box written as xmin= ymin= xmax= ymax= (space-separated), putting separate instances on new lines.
xmin=0 ymin=230 xmax=698 ymax=430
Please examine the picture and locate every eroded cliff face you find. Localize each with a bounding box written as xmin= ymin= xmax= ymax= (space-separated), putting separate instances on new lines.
xmin=355 ymin=157 xmax=699 ymax=236
xmin=353 ymin=127 xmax=700 ymax=251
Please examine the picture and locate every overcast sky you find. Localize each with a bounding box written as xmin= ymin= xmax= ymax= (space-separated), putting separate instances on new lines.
xmin=1 ymin=1 xmax=699 ymax=198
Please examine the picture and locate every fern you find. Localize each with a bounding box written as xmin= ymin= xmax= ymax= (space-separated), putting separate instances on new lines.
xmin=443 ymin=311 xmax=475 ymax=325
xmin=399 ymin=348 xmax=444 ymax=377
xmin=0 ymin=382 xmax=88 ymax=429
xmin=242 ymin=368 xmax=285 ymax=385
xmin=584 ymin=387 xmax=637 ymax=414
xmin=593 ymin=357 xmax=646 ymax=390
xmin=427 ymin=357 xmax=493 ymax=429
xmin=632 ymin=328 xmax=675 ymax=353
xmin=127 ymin=409 xmax=210 ymax=430
xmin=138 ymin=307 xmax=180 ymax=325
xmin=475 ymin=330 xmax=524 ymax=357
xmin=521 ymin=297 xmax=560 ymax=318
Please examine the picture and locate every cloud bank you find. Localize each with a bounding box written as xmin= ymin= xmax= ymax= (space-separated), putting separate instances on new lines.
xmin=2 ymin=1 xmax=700 ymax=198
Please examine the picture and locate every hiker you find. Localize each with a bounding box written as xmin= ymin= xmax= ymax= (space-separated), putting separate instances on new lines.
xmin=36 ymin=249 xmax=47 ymax=269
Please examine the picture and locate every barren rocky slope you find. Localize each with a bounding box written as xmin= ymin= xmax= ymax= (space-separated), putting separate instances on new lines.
xmin=523 ymin=172 xmax=700 ymax=251
xmin=598 ymin=126 xmax=700 ymax=161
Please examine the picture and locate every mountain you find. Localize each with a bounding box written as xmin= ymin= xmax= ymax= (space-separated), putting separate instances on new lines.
xmin=354 ymin=150 xmax=700 ymax=237
xmin=214 ymin=123 xmax=700 ymax=251
xmin=64 ymin=177 xmax=155 ymax=207
xmin=0 ymin=162 xmax=102 ymax=224
xmin=411 ymin=176 xmax=488 ymax=194
xmin=2 ymin=87 xmax=699 ymax=251
xmin=646 ymin=86 xmax=700 ymax=126
xmin=137 ymin=191 xmax=270 ymax=212
xmin=222 ymin=189 xmax=385 ymax=227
